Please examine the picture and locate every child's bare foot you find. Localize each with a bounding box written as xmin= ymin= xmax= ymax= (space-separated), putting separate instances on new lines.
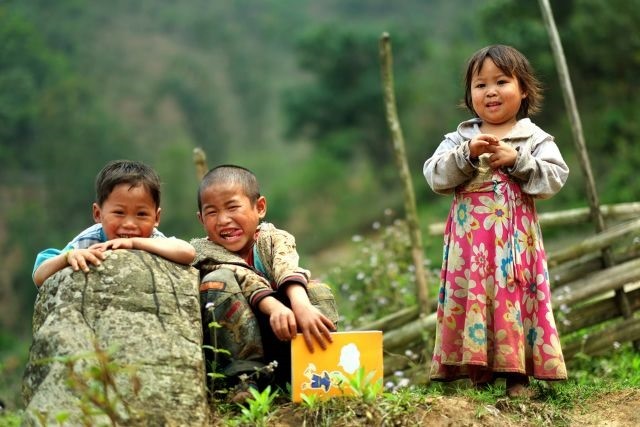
xmin=505 ymin=375 xmax=532 ymax=398
xmin=468 ymin=366 xmax=494 ymax=390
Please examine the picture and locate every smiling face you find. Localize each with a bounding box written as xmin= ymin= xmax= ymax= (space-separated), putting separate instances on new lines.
xmin=197 ymin=182 xmax=266 ymax=259
xmin=470 ymin=57 xmax=527 ymax=132
xmin=92 ymin=183 xmax=160 ymax=240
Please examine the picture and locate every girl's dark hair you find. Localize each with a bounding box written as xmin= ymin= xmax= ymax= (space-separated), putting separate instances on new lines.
xmin=463 ymin=44 xmax=543 ymax=119
xmin=95 ymin=160 xmax=161 ymax=207
xmin=197 ymin=164 xmax=261 ymax=212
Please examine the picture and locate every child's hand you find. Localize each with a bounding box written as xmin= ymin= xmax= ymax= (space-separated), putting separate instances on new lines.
xmin=268 ymin=305 xmax=298 ymax=342
xmin=66 ymin=248 xmax=106 ymax=273
xmin=90 ymin=237 xmax=137 ymax=251
xmin=469 ymin=134 xmax=500 ymax=159
xmin=294 ymin=304 xmax=335 ymax=354
xmin=485 ymin=141 xmax=518 ymax=169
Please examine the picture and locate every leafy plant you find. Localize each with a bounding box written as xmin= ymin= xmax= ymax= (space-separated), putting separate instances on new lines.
xmin=36 ymin=341 xmax=141 ymax=426
xmin=202 ymin=303 xmax=232 ymax=398
xmin=300 ymin=392 xmax=321 ymax=410
xmin=0 ymin=411 xmax=22 ymax=427
xmin=339 ymin=367 xmax=383 ymax=404
xmin=235 ymin=385 xmax=278 ymax=427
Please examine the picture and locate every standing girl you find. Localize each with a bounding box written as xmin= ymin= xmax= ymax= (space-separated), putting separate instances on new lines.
xmin=423 ymin=45 xmax=568 ymax=397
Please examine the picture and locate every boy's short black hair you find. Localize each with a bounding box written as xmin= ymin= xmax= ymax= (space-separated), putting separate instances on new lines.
xmin=198 ymin=164 xmax=261 ymax=212
xmin=95 ymin=160 xmax=161 ymax=207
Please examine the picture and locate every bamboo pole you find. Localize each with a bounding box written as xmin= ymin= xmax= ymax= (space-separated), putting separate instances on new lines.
xmin=558 ymin=287 xmax=640 ymax=335
xmin=356 ymin=306 xmax=420 ymax=332
xmin=193 ymin=147 xmax=208 ymax=181
xmin=551 ymin=258 xmax=640 ymax=309
xmin=382 ymin=312 xmax=437 ymax=352
xmin=549 ymin=244 xmax=639 ymax=288
xmin=547 ymin=218 xmax=640 ymax=267
xmin=538 ymin=202 xmax=640 ymax=227
xmin=562 ymin=317 xmax=640 ymax=359
xmin=379 ymin=32 xmax=430 ymax=314
xmin=537 ymin=0 xmax=605 ymax=235
xmin=537 ymin=0 xmax=636 ymax=339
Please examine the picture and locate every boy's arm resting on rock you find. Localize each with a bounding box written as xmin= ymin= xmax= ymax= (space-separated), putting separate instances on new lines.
xmin=33 ymin=248 xmax=105 ymax=287
xmin=147 ymin=237 xmax=196 ymax=264
xmin=136 ymin=237 xmax=196 ymax=264
xmin=91 ymin=237 xmax=196 ymax=265
xmin=33 ymin=252 xmax=68 ymax=287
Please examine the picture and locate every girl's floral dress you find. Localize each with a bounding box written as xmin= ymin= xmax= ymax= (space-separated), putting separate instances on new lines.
xmin=430 ymin=157 xmax=567 ymax=381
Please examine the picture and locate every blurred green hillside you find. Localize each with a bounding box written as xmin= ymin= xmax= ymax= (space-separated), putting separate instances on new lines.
xmin=1 ymin=0 xmax=638 ymax=355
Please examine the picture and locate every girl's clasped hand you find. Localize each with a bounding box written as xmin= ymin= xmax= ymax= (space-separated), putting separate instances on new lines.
xmin=469 ymin=134 xmax=518 ymax=169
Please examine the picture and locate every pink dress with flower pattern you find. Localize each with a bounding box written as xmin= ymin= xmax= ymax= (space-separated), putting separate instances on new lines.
xmin=430 ymin=160 xmax=567 ymax=381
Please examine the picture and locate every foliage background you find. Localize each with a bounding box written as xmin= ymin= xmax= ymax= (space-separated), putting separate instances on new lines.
xmin=1 ymin=0 xmax=638 ymax=411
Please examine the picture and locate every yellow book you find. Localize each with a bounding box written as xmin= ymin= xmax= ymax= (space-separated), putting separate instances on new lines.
xmin=290 ymin=330 xmax=383 ymax=403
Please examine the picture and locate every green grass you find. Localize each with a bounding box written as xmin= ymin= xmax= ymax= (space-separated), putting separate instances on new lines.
xmin=4 ymin=318 xmax=640 ymax=426
xmin=203 ymin=345 xmax=640 ymax=426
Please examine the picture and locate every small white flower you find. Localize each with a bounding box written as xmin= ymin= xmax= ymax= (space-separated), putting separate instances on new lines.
xmin=397 ymin=378 xmax=410 ymax=388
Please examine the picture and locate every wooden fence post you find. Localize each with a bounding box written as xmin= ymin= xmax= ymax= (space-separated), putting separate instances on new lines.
xmin=193 ymin=147 xmax=208 ymax=181
xmin=379 ymin=32 xmax=430 ymax=315
xmin=537 ymin=0 xmax=636 ymax=348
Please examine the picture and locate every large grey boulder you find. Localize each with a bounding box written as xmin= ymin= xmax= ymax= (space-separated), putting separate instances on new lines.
xmin=22 ymin=250 xmax=210 ymax=426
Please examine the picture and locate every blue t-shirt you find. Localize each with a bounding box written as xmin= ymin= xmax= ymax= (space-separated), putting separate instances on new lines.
xmin=32 ymin=223 xmax=165 ymax=280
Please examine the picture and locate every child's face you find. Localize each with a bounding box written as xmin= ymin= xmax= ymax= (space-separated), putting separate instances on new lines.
xmin=197 ymin=182 xmax=266 ymax=259
xmin=470 ymin=58 xmax=526 ymax=127
xmin=92 ymin=183 xmax=160 ymax=241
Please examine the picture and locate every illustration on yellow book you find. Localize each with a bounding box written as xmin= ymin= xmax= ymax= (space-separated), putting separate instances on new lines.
xmin=291 ymin=331 xmax=383 ymax=402
xmin=301 ymin=343 xmax=361 ymax=392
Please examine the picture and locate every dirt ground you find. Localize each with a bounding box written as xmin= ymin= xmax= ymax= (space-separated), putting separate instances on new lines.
xmin=565 ymin=389 xmax=640 ymax=427
xmin=417 ymin=389 xmax=640 ymax=427
xmin=235 ymin=388 xmax=640 ymax=427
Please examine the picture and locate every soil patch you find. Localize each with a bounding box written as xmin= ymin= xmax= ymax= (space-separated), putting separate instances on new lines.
xmin=213 ymin=388 xmax=640 ymax=426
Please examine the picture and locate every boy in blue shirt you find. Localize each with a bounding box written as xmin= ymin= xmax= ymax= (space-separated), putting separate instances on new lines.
xmin=33 ymin=159 xmax=195 ymax=287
